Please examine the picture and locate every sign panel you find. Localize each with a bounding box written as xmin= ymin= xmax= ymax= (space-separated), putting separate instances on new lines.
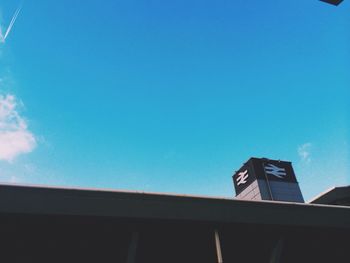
xmin=250 ymin=158 xmax=297 ymax=183
xmin=233 ymin=158 xmax=298 ymax=196
xmin=232 ymin=162 xmax=255 ymax=195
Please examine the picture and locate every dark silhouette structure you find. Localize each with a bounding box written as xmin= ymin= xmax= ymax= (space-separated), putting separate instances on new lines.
xmin=0 ymin=184 xmax=349 ymax=262
xmin=320 ymin=0 xmax=344 ymax=5
xmin=310 ymin=186 xmax=350 ymax=206
xmin=233 ymin=158 xmax=304 ymax=202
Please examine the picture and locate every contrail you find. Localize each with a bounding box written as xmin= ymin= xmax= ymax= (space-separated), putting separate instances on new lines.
xmin=0 ymin=26 xmax=4 ymax=43
xmin=4 ymin=6 xmax=22 ymax=41
xmin=0 ymin=5 xmax=22 ymax=43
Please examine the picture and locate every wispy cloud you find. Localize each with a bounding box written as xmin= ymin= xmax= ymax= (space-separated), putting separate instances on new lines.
xmin=0 ymin=94 xmax=36 ymax=162
xmin=298 ymin=142 xmax=312 ymax=163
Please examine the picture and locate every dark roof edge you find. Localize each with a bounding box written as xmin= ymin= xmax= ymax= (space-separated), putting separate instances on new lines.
xmin=309 ymin=185 xmax=350 ymax=204
xmin=1 ymin=182 xmax=346 ymax=208
xmin=1 ymin=183 xmax=350 ymax=229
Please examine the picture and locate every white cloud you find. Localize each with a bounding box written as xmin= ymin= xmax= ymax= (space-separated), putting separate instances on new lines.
xmin=298 ymin=142 xmax=312 ymax=163
xmin=0 ymin=94 xmax=36 ymax=162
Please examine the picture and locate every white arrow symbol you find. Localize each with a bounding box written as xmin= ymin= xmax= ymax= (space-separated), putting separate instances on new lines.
xmin=236 ymin=170 xmax=249 ymax=185
xmin=264 ymin=164 xmax=287 ymax=179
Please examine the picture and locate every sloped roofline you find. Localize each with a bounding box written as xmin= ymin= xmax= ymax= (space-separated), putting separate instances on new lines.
xmin=0 ymin=183 xmax=349 ymax=229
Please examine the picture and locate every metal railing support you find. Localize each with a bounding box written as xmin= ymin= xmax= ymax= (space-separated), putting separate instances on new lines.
xmin=214 ymin=229 xmax=224 ymax=263
xmin=127 ymin=231 xmax=139 ymax=263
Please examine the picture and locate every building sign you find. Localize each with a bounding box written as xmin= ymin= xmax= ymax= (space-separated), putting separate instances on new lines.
xmin=233 ymin=163 xmax=255 ymax=195
xmin=233 ymin=158 xmax=298 ymax=195
xmin=264 ymin=164 xmax=287 ymax=179
xmin=236 ymin=170 xmax=249 ymax=186
xmin=257 ymin=159 xmax=297 ymax=183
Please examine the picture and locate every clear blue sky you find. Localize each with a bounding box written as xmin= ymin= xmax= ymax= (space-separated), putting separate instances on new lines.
xmin=0 ymin=0 xmax=349 ymax=200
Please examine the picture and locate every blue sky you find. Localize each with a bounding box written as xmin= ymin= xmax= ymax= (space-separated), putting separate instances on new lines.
xmin=0 ymin=0 xmax=349 ymax=200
